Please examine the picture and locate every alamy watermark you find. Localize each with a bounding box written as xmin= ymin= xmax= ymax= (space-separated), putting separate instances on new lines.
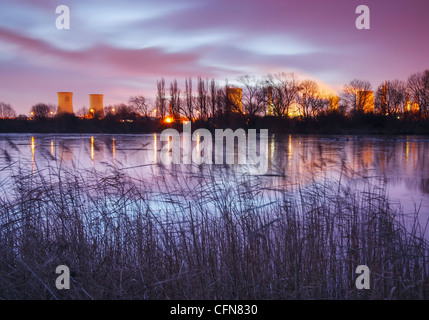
xmin=55 ymin=265 xmax=70 ymax=290
xmin=56 ymin=5 xmax=70 ymax=30
xmin=355 ymin=265 xmax=370 ymax=290
xmin=355 ymin=5 xmax=370 ymax=30
xmin=55 ymin=4 xmax=371 ymax=31
xmin=159 ymin=122 xmax=269 ymax=175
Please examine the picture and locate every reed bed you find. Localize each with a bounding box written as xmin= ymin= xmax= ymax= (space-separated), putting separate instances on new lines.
xmin=0 ymin=147 xmax=428 ymax=300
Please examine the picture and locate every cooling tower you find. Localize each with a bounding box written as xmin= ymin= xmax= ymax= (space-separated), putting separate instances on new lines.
xmin=89 ymin=94 xmax=104 ymax=118
xmin=57 ymin=92 xmax=74 ymax=114
xmin=226 ymin=87 xmax=243 ymax=113
xmin=357 ymin=91 xmax=374 ymax=113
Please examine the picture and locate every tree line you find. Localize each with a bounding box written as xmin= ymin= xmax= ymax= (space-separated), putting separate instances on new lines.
xmin=1 ymin=69 xmax=428 ymax=121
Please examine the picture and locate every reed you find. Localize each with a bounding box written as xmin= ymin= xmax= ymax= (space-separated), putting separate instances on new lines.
xmin=0 ymin=145 xmax=428 ymax=300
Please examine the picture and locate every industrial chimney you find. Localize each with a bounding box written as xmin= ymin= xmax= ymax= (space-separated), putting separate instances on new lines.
xmin=57 ymin=92 xmax=74 ymax=114
xmin=89 ymin=94 xmax=104 ymax=118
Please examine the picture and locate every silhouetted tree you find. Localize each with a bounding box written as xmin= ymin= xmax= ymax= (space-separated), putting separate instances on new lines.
xmin=342 ymin=79 xmax=372 ymax=113
xmin=237 ymin=75 xmax=265 ymax=116
xmin=0 ymin=102 xmax=16 ymax=119
xmin=298 ymin=80 xmax=328 ymax=118
xmin=181 ymin=77 xmax=194 ymax=121
xmin=407 ymin=70 xmax=429 ymax=118
xmin=30 ymin=103 xmax=55 ymax=120
xmin=156 ymin=78 xmax=167 ymax=119
xmin=103 ymin=105 xmax=115 ymax=118
xmin=75 ymin=106 xmax=89 ymax=118
xmin=110 ymin=103 xmax=137 ymax=120
xmin=169 ymin=79 xmax=181 ymax=119
xmin=128 ymin=95 xmax=149 ymax=118
xmin=266 ymin=72 xmax=300 ymax=118
xmin=209 ymin=79 xmax=218 ymax=119
xmin=16 ymin=114 xmax=28 ymax=120
xmin=375 ymin=80 xmax=406 ymax=116
xmin=197 ymin=77 xmax=209 ymax=119
xmin=215 ymin=86 xmax=226 ymax=118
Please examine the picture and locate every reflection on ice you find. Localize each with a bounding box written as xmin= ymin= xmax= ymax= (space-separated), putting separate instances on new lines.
xmin=0 ymin=133 xmax=429 ymax=226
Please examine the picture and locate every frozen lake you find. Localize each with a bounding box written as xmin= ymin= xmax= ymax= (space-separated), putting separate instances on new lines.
xmin=0 ymin=133 xmax=428 ymax=235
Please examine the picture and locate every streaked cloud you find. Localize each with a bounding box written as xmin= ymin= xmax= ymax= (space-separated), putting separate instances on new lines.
xmin=0 ymin=0 xmax=428 ymax=113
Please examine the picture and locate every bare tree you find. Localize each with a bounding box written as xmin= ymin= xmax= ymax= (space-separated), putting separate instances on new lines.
xmin=298 ymin=80 xmax=328 ymax=118
xmin=16 ymin=114 xmax=28 ymax=120
xmin=209 ymin=79 xmax=217 ymax=119
xmin=266 ymin=72 xmax=301 ymax=118
xmin=215 ymin=86 xmax=226 ymax=117
xmin=128 ymin=95 xmax=149 ymax=118
xmin=375 ymin=80 xmax=406 ymax=116
xmin=197 ymin=77 xmax=209 ymax=119
xmin=342 ymin=79 xmax=372 ymax=113
xmin=30 ymin=103 xmax=55 ymax=119
xmin=106 ymin=103 xmax=137 ymax=120
xmin=0 ymin=102 xmax=16 ymax=119
xmin=75 ymin=106 xmax=89 ymax=118
xmin=181 ymin=77 xmax=194 ymax=121
xmin=407 ymin=70 xmax=429 ymax=117
xmin=237 ymin=75 xmax=265 ymax=116
xmin=156 ymin=78 xmax=167 ymax=119
xmin=104 ymin=105 xmax=116 ymax=117
xmin=169 ymin=79 xmax=181 ymax=119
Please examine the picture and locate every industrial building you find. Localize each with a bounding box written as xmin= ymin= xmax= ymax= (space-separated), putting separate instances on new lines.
xmin=226 ymin=87 xmax=243 ymax=113
xmin=57 ymin=92 xmax=74 ymax=114
xmin=356 ymin=90 xmax=374 ymax=113
xmin=89 ymin=94 xmax=104 ymax=118
xmin=57 ymin=92 xmax=105 ymax=118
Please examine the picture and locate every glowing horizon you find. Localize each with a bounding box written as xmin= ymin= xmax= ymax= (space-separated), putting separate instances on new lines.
xmin=1 ymin=0 xmax=428 ymax=114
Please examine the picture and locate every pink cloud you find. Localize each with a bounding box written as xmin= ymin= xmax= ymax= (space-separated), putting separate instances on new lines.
xmin=0 ymin=28 xmax=212 ymax=77
xmin=0 ymin=28 xmax=228 ymax=113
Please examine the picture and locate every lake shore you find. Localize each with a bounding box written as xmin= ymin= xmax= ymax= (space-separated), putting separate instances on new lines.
xmin=1 ymin=113 xmax=429 ymax=135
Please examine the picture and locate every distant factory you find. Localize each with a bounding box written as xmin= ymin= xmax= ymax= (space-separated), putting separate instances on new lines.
xmin=57 ymin=92 xmax=104 ymax=118
xmin=89 ymin=94 xmax=104 ymax=118
xmin=57 ymin=92 xmax=73 ymax=114
xmin=356 ymin=90 xmax=374 ymax=113
xmin=56 ymin=85 xmax=419 ymax=120
xmin=226 ymin=87 xmax=243 ymax=113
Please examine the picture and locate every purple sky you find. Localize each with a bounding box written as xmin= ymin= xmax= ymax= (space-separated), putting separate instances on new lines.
xmin=0 ymin=0 xmax=428 ymax=114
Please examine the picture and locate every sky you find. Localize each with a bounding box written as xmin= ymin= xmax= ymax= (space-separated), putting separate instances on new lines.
xmin=0 ymin=0 xmax=428 ymax=114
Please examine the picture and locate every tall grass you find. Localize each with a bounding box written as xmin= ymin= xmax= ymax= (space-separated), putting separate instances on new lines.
xmin=0 ymin=145 xmax=428 ymax=300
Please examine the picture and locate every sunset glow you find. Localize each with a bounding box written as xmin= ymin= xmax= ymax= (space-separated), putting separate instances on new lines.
xmin=0 ymin=1 xmax=428 ymax=113
xmin=1 ymin=0 xmax=429 ymax=302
